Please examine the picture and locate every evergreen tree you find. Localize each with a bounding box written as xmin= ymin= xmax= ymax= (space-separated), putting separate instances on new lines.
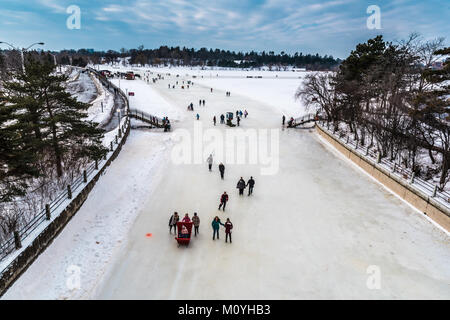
xmin=3 ymin=60 xmax=108 ymax=178
xmin=0 ymin=93 xmax=39 ymax=202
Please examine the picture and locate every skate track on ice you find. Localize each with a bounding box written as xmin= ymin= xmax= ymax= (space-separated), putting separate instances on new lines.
xmin=4 ymin=73 xmax=450 ymax=299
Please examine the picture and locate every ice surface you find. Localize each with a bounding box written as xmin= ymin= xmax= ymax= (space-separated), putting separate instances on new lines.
xmin=3 ymin=68 xmax=449 ymax=300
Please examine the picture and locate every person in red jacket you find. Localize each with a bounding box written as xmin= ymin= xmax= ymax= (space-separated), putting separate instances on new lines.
xmin=224 ymin=218 xmax=233 ymax=243
xmin=182 ymin=213 xmax=191 ymax=223
xmin=218 ymin=192 xmax=229 ymax=211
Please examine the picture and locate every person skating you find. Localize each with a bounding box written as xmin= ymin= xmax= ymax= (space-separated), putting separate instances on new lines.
xmin=196 ymin=113 xmax=200 ymax=120
xmin=199 ymin=99 xmax=202 ymax=106
xmin=237 ymin=116 xmax=240 ymax=126
xmin=182 ymin=213 xmax=191 ymax=223
xmin=210 ymin=88 xmax=213 ymax=93
xmin=213 ymin=116 xmax=216 ymax=126
xmin=236 ymin=177 xmax=246 ymax=195
xmin=244 ymin=110 xmax=248 ymax=118
xmin=192 ymin=212 xmax=200 ymax=236
xmin=207 ymin=154 xmax=213 ymax=171
xmin=203 ymin=99 xmax=205 ymax=106
xmin=220 ymin=114 xmax=225 ymax=124
xmin=282 ymin=115 xmax=286 ymax=126
xmin=224 ymin=218 xmax=233 ymax=243
xmin=211 ymin=216 xmax=224 ymax=240
xmin=219 ymin=162 xmax=225 ymax=179
xmin=218 ymin=192 xmax=228 ymax=211
xmin=169 ymin=212 xmax=179 ymax=234
xmin=247 ymin=176 xmax=255 ymax=196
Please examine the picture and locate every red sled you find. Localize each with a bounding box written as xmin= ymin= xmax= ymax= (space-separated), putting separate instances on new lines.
xmin=175 ymin=222 xmax=193 ymax=247
xmin=128 ymin=92 xmax=135 ymax=96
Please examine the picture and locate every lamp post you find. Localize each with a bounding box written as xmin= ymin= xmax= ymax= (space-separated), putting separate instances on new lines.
xmin=0 ymin=41 xmax=44 ymax=73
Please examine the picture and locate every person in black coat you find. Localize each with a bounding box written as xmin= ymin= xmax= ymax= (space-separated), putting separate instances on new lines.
xmin=246 ymin=177 xmax=255 ymax=195
xmin=218 ymin=192 xmax=229 ymax=211
xmin=219 ymin=163 xmax=225 ymax=179
xmin=236 ymin=177 xmax=246 ymax=195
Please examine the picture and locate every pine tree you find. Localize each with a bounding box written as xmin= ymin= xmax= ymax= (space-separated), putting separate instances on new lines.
xmin=0 ymin=93 xmax=39 ymax=202
xmin=3 ymin=60 xmax=108 ymax=178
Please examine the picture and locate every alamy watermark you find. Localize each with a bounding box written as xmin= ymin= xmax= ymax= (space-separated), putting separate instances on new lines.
xmin=66 ymin=264 xmax=81 ymax=291
xmin=366 ymin=5 xmax=381 ymax=30
xmin=366 ymin=265 xmax=381 ymax=290
xmin=170 ymin=122 xmax=280 ymax=175
xmin=66 ymin=5 xmax=81 ymax=30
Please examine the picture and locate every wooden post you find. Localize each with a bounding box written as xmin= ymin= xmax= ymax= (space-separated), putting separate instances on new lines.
xmin=67 ymin=184 xmax=72 ymax=199
xmin=377 ymin=153 xmax=381 ymax=163
xmin=346 ymin=136 xmax=349 ymax=144
xmin=432 ymin=185 xmax=437 ymax=197
xmin=410 ymin=172 xmax=415 ymax=184
xmin=115 ymin=135 xmax=118 ymax=144
xmin=95 ymin=159 xmax=98 ymax=170
xmin=83 ymin=170 xmax=87 ymax=183
xmin=45 ymin=204 xmax=51 ymax=220
xmin=392 ymin=163 xmax=396 ymax=173
xmin=14 ymin=231 xmax=22 ymax=249
xmin=118 ymin=128 xmax=122 ymax=138
xmin=365 ymin=146 xmax=369 ymax=156
xmin=110 ymin=141 xmax=113 ymax=151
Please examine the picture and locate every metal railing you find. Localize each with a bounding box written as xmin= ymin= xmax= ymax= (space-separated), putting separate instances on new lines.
xmin=128 ymin=108 xmax=166 ymax=128
xmin=287 ymin=113 xmax=318 ymax=127
xmin=318 ymin=121 xmax=450 ymax=210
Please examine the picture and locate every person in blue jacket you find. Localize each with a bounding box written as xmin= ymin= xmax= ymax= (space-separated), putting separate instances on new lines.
xmin=211 ymin=216 xmax=224 ymax=240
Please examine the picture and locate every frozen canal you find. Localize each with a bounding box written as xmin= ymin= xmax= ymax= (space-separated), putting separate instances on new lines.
xmin=4 ymin=71 xmax=450 ymax=299
xmin=96 ymin=74 xmax=450 ymax=299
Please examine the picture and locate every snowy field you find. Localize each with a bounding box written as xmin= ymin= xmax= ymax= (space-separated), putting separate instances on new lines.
xmin=3 ymin=68 xmax=449 ymax=300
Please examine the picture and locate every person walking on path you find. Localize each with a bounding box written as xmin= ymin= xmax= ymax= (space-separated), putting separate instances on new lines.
xmin=211 ymin=216 xmax=224 ymax=240
xmin=169 ymin=212 xmax=179 ymax=234
xmin=237 ymin=116 xmax=240 ymax=126
xmin=244 ymin=110 xmax=248 ymax=118
xmin=207 ymin=154 xmax=213 ymax=171
xmin=224 ymin=218 xmax=233 ymax=243
xmin=196 ymin=113 xmax=200 ymax=120
xmin=219 ymin=163 xmax=225 ymax=179
xmin=220 ymin=114 xmax=225 ymax=124
xmin=213 ymin=116 xmax=216 ymax=126
xmin=236 ymin=177 xmax=246 ymax=196
xmin=282 ymin=115 xmax=286 ymax=126
xmin=203 ymin=99 xmax=205 ymax=106
xmin=192 ymin=212 xmax=200 ymax=236
xmin=247 ymin=176 xmax=255 ymax=196
xmin=199 ymin=99 xmax=202 ymax=106
xmin=218 ymin=192 xmax=229 ymax=211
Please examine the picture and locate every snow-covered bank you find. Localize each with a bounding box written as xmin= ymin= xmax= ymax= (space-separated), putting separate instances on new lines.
xmin=2 ymin=130 xmax=172 ymax=299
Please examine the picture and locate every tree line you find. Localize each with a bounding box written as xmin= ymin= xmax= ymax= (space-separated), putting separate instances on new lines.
xmin=0 ymin=56 xmax=107 ymax=240
xmin=2 ymin=45 xmax=340 ymax=71
xmin=297 ymin=34 xmax=449 ymax=189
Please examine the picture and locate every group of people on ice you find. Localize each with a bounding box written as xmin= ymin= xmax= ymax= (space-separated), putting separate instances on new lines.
xmin=212 ymin=109 xmax=248 ymax=126
xmin=169 ymin=212 xmax=233 ymax=243
xmin=169 ymin=212 xmax=200 ymax=236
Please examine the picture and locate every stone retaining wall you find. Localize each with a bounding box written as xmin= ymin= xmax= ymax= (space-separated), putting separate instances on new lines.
xmin=316 ymin=124 xmax=450 ymax=233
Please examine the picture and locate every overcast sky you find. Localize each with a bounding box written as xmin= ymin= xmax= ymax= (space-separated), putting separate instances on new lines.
xmin=0 ymin=0 xmax=449 ymax=59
